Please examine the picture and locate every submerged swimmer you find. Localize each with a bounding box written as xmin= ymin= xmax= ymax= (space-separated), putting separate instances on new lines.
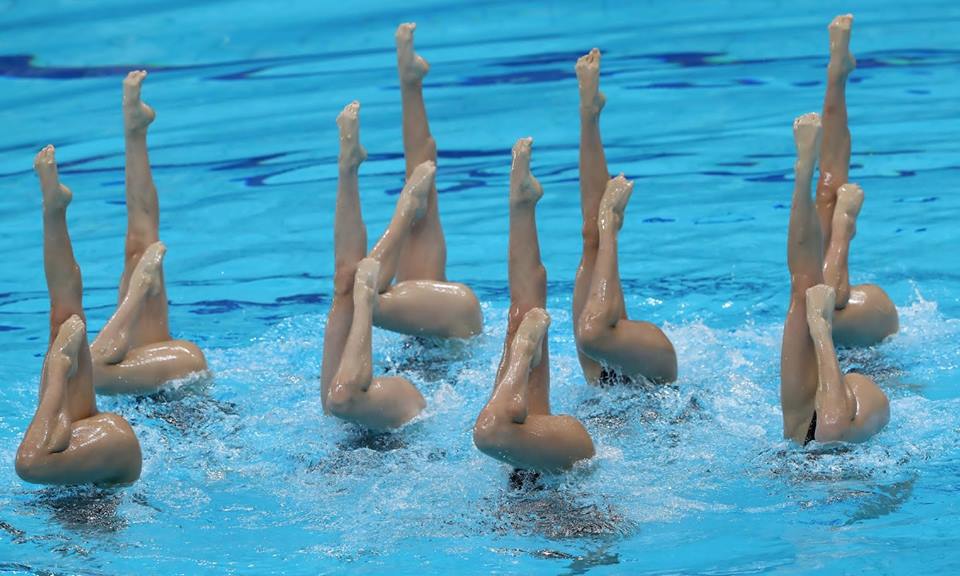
xmin=473 ymin=138 xmax=595 ymax=472
xmin=90 ymin=71 xmax=207 ymax=393
xmin=815 ymin=15 xmax=898 ymax=346
xmin=16 ymin=146 xmax=142 ymax=486
xmin=370 ymin=22 xmax=482 ymax=338
xmin=321 ymin=102 xmax=445 ymax=429
xmin=781 ymin=113 xmax=889 ymax=445
xmin=571 ymin=48 xmax=677 ymax=385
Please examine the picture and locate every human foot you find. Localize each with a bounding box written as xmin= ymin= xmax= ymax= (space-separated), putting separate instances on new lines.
xmin=34 ymin=145 xmax=72 ymax=212
xmin=575 ymin=48 xmax=606 ymax=117
xmin=396 ymin=23 xmax=430 ymax=86
xmin=123 ymin=70 xmax=156 ymax=134
xmin=353 ymin=257 xmax=380 ymax=305
xmin=833 ymin=183 xmax=863 ymax=235
xmin=130 ymin=242 xmax=167 ymax=299
xmin=598 ymin=174 xmax=633 ymax=232
xmin=52 ymin=314 xmax=86 ymax=379
xmin=397 ymin=160 xmax=435 ymax=224
xmin=514 ymin=307 xmax=550 ymax=369
xmin=509 ymin=137 xmax=543 ymax=205
xmin=827 ymin=14 xmax=856 ymax=80
xmin=806 ymin=284 xmax=836 ymax=335
xmin=793 ymin=112 xmax=822 ymax=166
xmin=337 ymin=101 xmax=367 ymax=169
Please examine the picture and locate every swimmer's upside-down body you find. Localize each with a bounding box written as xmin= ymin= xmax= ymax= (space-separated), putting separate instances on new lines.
xmin=572 ymin=48 xmax=678 ymax=385
xmin=815 ymin=14 xmax=898 ymax=347
xmin=473 ymin=138 xmax=595 ymax=472
xmin=16 ymin=146 xmax=142 ymax=486
xmin=781 ymin=112 xmax=889 ymax=445
xmin=90 ymin=71 xmax=207 ymax=394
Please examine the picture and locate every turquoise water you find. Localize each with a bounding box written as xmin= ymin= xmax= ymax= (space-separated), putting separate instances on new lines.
xmin=1 ymin=0 xmax=959 ymax=573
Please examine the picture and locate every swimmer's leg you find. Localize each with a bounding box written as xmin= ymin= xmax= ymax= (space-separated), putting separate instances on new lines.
xmin=823 ymin=183 xmax=862 ymax=307
xmin=806 ymin=285 xmax=889 ymax=442
xmin=824 ymin=186 xmax=899 ymax=345
xmin=572 ymin=48 xmax=612 ymax=384
xmin=367 ymin=161 xmax=482 ymax=338
xmin=474 ymin=309 xmax=594 ymax=471
xmin=92 ymin=242 xmax=206 ymax=394
xmin=118 ymin=70 xmax=172 ymax=346
xmin=393 ymin=22 xmax=446 ymax=282
xmin=16 ymin=315 xmax=142 ymax=486
xmin=815 ymin=14 xmax=856 ymax=250
xmin=321 ymin=102 xmax=369 ymax=411
xmin=35 ymin=145 xmax=96 ymax=422
xmin=576 ymin=176 xmax=677 ymax=383
xmin=498 ymin=138 xmax=549 ymax=414
xmin=781 ymin=113 xmax=825 ymax=443
xmin=327 ymin=258 xmax=425 ymax=430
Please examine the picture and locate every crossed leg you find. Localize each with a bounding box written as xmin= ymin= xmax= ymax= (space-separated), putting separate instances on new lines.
xmin=780 ymin=113 xmax=888 ymax=444
xmin=326 ymin=258 xmax=426 ymax=430
xmin=824 ymin=184 xmax=898 ymax=346
xmin=806 ymin=285 xmax=889 ymax=442
xmin=815 ymin=15 xmax=898 ymax=346
xmin=16 ymin=146 xmax=141 ymax=486
xmin=473 ymin=139 xmax=594 ymax=471
xmin=91 ymin=71 xmax=206 ymax=392
xmin=576 ymin=176 xmax=678 ymax=384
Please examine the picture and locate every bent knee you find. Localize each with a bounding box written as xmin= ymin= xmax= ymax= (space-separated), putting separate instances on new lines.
xmin=15 ymin=447 xmax=49 ymax=484
xmin=576 ymin=314 xmax=610 ymax=353
xmin=473 ymin=410 xmax=510 ymax=455
xmin=446 ymin=285 xmax=483 ymax=337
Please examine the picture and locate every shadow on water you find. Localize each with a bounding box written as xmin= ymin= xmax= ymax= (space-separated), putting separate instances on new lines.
xmin=386 ymin=336 xmax=477 ymax=384
xmin=26 ymin=486 xmax=126 ymax=534
xmin=124 ymin=373 xmax=241 ymax=437
xmin=484 ymin=473 xmax=634 ymax=540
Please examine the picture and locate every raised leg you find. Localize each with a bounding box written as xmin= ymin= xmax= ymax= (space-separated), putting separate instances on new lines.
xmin=780 ymin=113 xmax=825 ymax=443
xmin=393 ymin=22 xmax=446 ymax=282
xmin=572 ymin=48 xmax=612 ymax=383
xmin=320 ymin=102 xmax=369 ymax=411
xmin=92 ymin=242 xmax=206 ymax=394
xmin=16 ymin=315 xmax=142 ymax=486
xmin=823 ymin=183 xmax=862 ymax=307
xmin=576 ymin=176 xmax=677 ymax=383
xmin=118 ymin=70 xmax=171 ymax=346
xmin=806 ymin=285 xmax=890 ymax=442
xmin=367 ymin=161 xmax=483 ymax=339
xmin=498 ymin=137 xmax=549 ymax=415
xmin=474 ymin=308 xmax=595 ymax=472
xmin=824 ymin=185 xmax=899 ymax=346
xmin=815 ymin=14 xmax=856 ymax=251
xmin=35 ymin=145 xmax=96 ymax=422
xmin=326 ymin=258 xmax=425 ymax=430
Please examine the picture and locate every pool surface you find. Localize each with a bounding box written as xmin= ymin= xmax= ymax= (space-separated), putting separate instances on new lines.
xmin=1 ymin=0 xmax=959 ymax=574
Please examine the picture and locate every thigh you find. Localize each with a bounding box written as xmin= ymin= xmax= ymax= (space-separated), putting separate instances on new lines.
xmin=593 ymin=319 xmax=677 ymax=384
xmin=376 ymin=280 xmax=481 ymax=338
xmin=95 ymin=340 xmax=207 ymax=394
xmin=843 ymin=372 xmax=890 ymax=441
xmin=833 ymin=284 xmax=898 ymax=347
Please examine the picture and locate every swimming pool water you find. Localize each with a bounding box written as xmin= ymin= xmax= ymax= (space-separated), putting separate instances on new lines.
xmin=1 ymin=0 xmax=959 ymax=573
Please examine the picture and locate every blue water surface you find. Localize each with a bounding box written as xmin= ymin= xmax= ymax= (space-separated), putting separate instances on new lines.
xmin=1 ymin=0 xmax=959 ymax=574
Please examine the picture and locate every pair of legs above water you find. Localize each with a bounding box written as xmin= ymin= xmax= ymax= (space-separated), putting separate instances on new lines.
xmin=16 ymin=147 xmax=141 ymax=486
xmin=780 ymin=113 xmax=889 ymax=445
xmin=90 ymin=71 xmax=207 ymax=394
xmin=319 ymin=102 xmax=445 ymax=429
xmin=473 ymin=139 xmax=594 ymax=472
xmin=363 ymin=22 xmax=482 ymax=338
xmin=571 ymin=49 xmax=677 ymax=385
xmin=815 ymin=15 xmax=898 ymax=347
